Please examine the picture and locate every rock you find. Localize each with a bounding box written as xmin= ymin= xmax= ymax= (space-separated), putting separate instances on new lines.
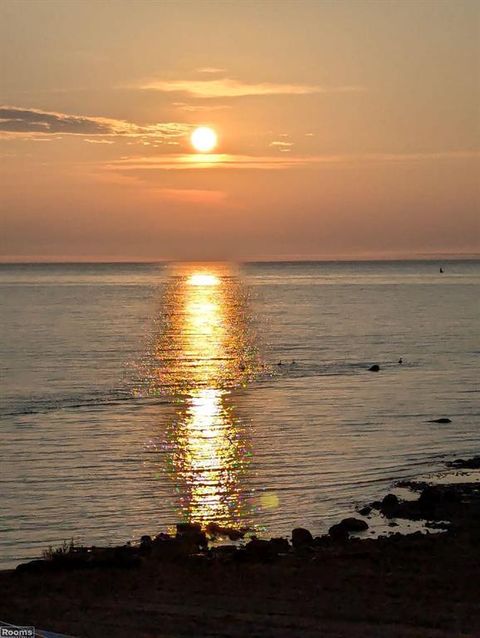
xmin=153 ymin=532 xmax=171 ymax=543
xmin=328 ymin=523 xmax=349 ymax=542
xmin=206 ymin=522 xmax=222 ymax=537
xmin=176 ymin=522 xmax=202 ymax=535
xmin=291 ymin=527 xmax=314 ymax=548
xmin=206 ymin=522 xmax=245 ymax=541
xmin=428 ymin=418 xmax=452 ymax=423
xmin=380 ymin=494 xmax=400 ymax=519
xmin=339 ymin=517 xmax=369 ymax=532
xmin=382 ymin=494 xmax=399 ymax=509
xmin=358 ymin=506 xmax=372 ymax=516
xmin=418 ymin=486 xmax=443 ymax=507
xmin=369 ymin=364 xmax=380 ymax=372
xmin=176 ymin=522 xmax=207 ymax=550
xmin=448 ymin=456 xmax=480 ymax=469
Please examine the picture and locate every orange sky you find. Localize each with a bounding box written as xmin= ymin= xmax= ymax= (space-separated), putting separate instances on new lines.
xmin=0 ymin=0 xmax=478 ymax=261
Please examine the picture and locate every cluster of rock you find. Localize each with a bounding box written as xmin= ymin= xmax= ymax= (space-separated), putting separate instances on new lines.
xmin=448 ymin=456 xmax=480 ymax=469
xmin=16 ymin=517 xmax=373 ymax=574
xmin=369 ymin=485 xmax=461 ymax=523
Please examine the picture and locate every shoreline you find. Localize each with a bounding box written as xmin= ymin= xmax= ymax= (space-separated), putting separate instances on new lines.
xmin=1 ymin=457 xmax=479 ymax=637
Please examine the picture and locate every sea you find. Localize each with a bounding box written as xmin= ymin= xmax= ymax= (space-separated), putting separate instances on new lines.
xmin=0 ymin=260 xmax=478 ymax=568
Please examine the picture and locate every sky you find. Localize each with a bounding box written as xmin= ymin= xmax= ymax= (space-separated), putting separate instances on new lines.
xmin=0 ymin=0 xmax=478 ymax=261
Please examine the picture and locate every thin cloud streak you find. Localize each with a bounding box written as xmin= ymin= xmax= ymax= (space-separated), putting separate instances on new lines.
xmin=104 ymin=150 xmax=480 ymax=172
xmin=139 ymin=77 xmax=364 ymax=98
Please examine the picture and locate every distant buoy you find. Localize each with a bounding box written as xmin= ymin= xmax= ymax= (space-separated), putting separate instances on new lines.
xmin=369 ymin=364 xmax=380 ymax=372
xmin=398 ymin=358 xmax=403 ymax=364
xmin=440 ymin=267 xmax=444 ymax=273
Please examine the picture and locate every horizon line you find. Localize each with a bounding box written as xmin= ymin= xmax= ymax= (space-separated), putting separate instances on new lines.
xmin=1 ymin=253 xmax=479 ymax=265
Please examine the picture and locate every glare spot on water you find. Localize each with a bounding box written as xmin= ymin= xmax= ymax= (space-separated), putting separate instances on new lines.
xmin=260 ymin=492 xmax=280 ymax=510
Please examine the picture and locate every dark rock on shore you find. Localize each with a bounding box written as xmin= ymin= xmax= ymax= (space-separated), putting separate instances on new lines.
xmin=328 ymin=523 xmax=349 ymax=541
xmin=448 ymin=455 xmax=480 ymax=469
xmin=244 ymin=538 xmax=277 ymax=561
xmin=328 ymin=518 xmax=368 ymax=540
xmin=339 ymin=517 xmax=369 ymax=532
xmin=291 ymin=527 xmax=313 ymax=548
xmin=205 ymin=522 xmax=246 ymax=541
xmin=380 ymin=493 xmax=399 ymax=517
xmin=176 ymin=522 xmax=208 ymax=550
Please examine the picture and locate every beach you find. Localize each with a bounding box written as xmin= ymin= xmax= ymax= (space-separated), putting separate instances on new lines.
xmin=2 ymin=459 xmax=480 ymax=637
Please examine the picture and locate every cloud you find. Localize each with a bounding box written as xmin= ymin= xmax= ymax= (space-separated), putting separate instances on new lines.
xmin=103 ymin=150 xmax=480 ymax=174
xmin=104 ymin=153 xmax=304 ymax=172
xmin=172 ymin=102 xmax=231 ymax=113
xmin=270 ymin=141 xmax=294 ymax=152
xmin=0 ymin=106 xmax=125 ymax=135
xmin=83 ymin=138 xmax=115 ymax=144
xmin=0 ymin=106 xmax=191 ymax=142
xmin=195 ymin=67 xmax=226 ymax=74
xmin=139 ymin=78 xmax=363 ymax=98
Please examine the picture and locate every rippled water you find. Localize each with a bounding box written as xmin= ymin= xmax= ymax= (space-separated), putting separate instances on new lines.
xmin=0 ymin=261 xmax=479 ymax=567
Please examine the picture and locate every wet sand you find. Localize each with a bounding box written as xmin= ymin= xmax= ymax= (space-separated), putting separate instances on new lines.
xmin=1 ymin=460 xmax=480 ymax=638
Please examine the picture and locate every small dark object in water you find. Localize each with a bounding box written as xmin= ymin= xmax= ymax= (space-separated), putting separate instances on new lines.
xmin=239 ymin=363 xmax=246 ymax=371
xmin=290 ymin=360 xmax=296 ymax=365
xmin=428 ymin=418 xmax=452 ymax=424
xmin=398 ymin=358 xmax=403 ymax=364
xmin=369 ymin=364 xmax=380 ymax=372
xmin=440 ymin=267 xmax=444 ymax=273
xmin=277 ymin=361 xmax=283 ymax=366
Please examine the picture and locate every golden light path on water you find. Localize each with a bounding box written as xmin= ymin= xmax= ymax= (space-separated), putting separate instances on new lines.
xmin=144 ymin=264 xmax=262 ymax=528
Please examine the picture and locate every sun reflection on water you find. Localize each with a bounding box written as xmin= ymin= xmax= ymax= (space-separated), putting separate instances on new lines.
xmin=144 ymin=264 xmax=261 ymax=527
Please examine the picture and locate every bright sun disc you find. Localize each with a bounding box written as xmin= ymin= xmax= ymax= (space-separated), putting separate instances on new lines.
xmin=191 ymin=127 xmax=217 ymax=153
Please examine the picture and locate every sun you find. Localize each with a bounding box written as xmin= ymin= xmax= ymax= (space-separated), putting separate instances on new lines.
xmin=190 ymin=126 xmax=217 ymax=153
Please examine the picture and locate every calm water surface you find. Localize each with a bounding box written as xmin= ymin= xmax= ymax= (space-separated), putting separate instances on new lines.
xmin=0 ymin=261 xmax=479 ymax=567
